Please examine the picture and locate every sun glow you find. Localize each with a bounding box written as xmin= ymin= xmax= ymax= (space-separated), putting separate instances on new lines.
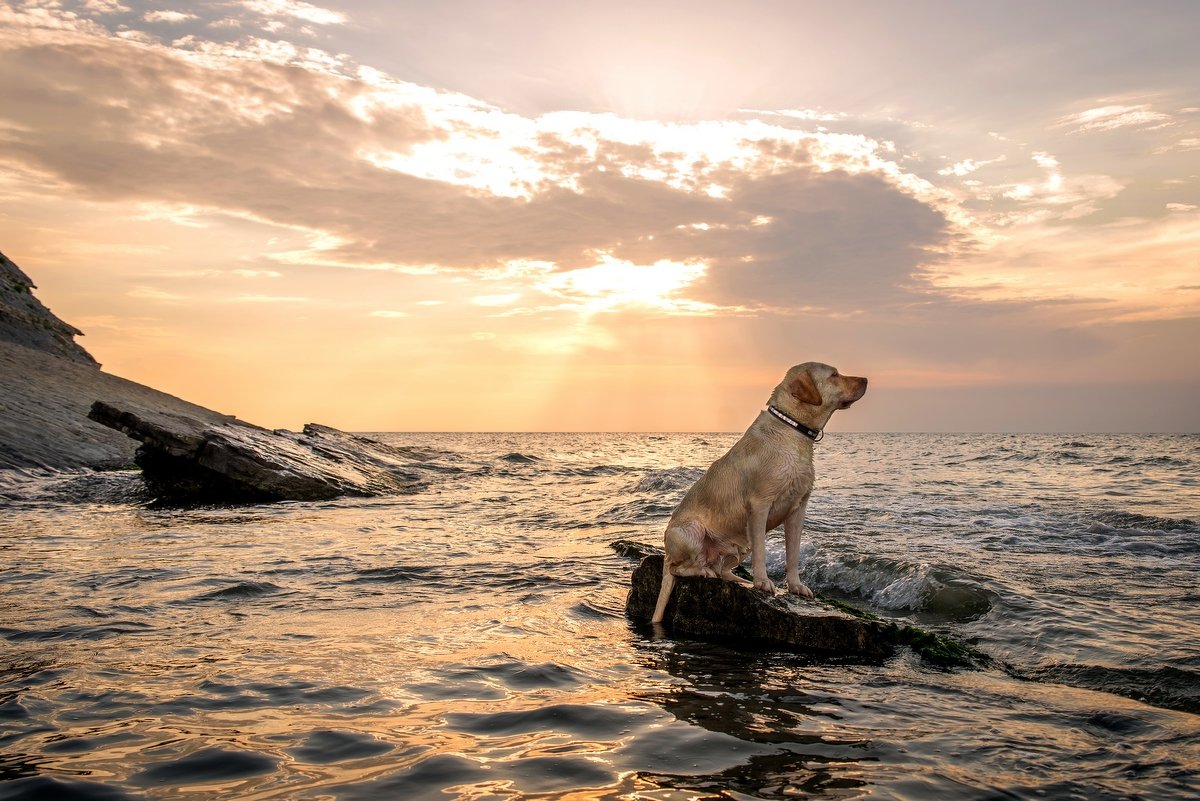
xmin=537 ymin=254 xmax=714 ymax=314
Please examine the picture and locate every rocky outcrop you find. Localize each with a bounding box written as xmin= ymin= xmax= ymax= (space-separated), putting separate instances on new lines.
xmin=618 ymin=541 xmax=991 ymax=667
xmin=89 ymin=401 xmax=426 ymax=503
xmin=0 ymin=250 xmax=95 ymax=365
xmin=0 ymin=340 xmax=234 ymax=470
xmin=0 ymin=250 xmax=434 ymax=490
xmin=624 ymin=549 xmax=896 ymax=660
xmin=0 ymin=250 xmax=243 ymax=470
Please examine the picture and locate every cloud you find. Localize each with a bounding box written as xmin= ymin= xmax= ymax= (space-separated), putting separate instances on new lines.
xmin=0 ymin=12 xmax=960 ymax=320
xmin=470 ymin=293 xmax=522 ymax=307
xmin=144 ymin=10 xmax=198 ymax=24
xmin=625 ymin=168 xmax=950 ymax=310
xmin=82 ymin=0 xmax=130 ymax=13
xmin=240 ymin=0 xmax=346 ymax=26
xmin=1053 ymin=104 xmax=1173 ymax=134
xmin=938 ymin=156 xmax=1005 ymax=177
xmin=230 ymin=294 xmax=310 ymax=303
xmin=369 ymin=310 xmax=410 ymax=318
xmin=127 ymin=286 xmax=186 ymax=302
xmin=3 ymin=0 xmax=1190 ymax=356
xmin=929 ymin=212 xmax=1200 ymax=323
xmin=739 ymin=108 xmax=847 ymax=122
xmin=1166 ymin=203 xmax=1197 ymax=213
xmin=990 ymin=152 xmax=1123 ymax=222
xmin=1154 ymin=137 xmax=1200 ymax=154
xmin=231 ymin=269 xmax=283 ymax=278
xmin=153 ymin=269 xmax=223 ymax=278
xmin=535 ymin=255 xmax=720 ymax=315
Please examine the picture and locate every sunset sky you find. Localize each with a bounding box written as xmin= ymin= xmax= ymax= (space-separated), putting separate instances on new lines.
xmin=1 ymin=0 xmax=1197 ymax=432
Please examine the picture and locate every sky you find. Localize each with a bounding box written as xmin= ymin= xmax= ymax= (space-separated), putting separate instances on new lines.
xmin=1 ymin=0 xmax=1197 ymax=432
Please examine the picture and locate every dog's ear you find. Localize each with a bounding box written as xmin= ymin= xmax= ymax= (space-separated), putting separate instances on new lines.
xmin=789 ymin=369 xmax=822 ymax=406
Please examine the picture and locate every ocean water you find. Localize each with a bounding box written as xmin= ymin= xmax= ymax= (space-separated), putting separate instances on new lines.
xmin=1 ymin=432 xmax=1198 ymax=800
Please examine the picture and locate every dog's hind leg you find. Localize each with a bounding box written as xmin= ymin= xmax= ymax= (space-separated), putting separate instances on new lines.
xmin=653 ymin=521 xmax=710 ymax=624
xmin=718 ymin=553 xmax=752 ymax=588
xmin=651 ymin=559 xmax=675 ymax=625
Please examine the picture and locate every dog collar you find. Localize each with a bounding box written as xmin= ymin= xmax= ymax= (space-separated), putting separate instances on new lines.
xmin=767 ymin=404 xmax=823 ymax=442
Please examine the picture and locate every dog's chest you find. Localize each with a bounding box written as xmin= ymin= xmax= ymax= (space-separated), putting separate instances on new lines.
xmin=765 ymin=450 xmax=814 ymax=523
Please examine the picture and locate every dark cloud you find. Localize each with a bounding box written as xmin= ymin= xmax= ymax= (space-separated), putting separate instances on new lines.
xmin=615 ymin=168 xmax=951 ymax=310
xmin=0 ymin=35 xmax=744 ymax=269
xmin=0 ymin=25 xmax=953 ymax=314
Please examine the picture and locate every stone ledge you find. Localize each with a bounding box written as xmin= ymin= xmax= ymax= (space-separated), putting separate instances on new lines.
xmin=88 ymin=400 xmax=425 ymax=503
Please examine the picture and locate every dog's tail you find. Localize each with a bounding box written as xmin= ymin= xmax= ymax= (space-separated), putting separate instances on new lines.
xmin=651 ymin=557 xmax=675 ymax=625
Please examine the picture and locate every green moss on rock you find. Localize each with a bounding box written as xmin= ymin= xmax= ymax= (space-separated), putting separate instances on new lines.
xmin=817 ymin=591 xmax=989 ymax=668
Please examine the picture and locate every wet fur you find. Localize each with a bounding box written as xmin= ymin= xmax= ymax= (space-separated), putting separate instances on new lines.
xmin=651 ymin=362 xmax=868 ymax=625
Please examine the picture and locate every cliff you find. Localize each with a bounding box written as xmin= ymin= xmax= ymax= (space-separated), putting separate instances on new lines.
xmin=0 ymin=249 xmax=233 ymax=470
xmin=2 ymin=250 xmax=432 ymax=503
xmin=0 ymin=251 xmax=96 ymax=365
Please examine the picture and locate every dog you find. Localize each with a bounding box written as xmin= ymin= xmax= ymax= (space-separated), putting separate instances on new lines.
xmin=651 ymin=362 xmax=868 ymax=625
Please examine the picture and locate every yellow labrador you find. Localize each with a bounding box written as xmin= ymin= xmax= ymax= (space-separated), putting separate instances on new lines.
xmin=651 ymin=362 xmax=868 ymax=624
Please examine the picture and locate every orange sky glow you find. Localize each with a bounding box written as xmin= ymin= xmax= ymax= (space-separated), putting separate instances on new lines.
xmin=1 ymin=0 xmax=1197 ymax=431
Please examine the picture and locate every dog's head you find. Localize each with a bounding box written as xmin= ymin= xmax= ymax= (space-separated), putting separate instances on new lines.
xmin=772 ymin=362 xmax=868 ymax=420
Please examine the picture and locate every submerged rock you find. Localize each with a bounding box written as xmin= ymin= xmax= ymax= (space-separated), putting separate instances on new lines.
xmin=89 ymin=400 xmax=424 ymax=503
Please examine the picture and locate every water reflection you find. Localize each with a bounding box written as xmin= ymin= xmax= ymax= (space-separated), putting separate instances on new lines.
xmin=2 ymin=434 xmax=1198 ymax=799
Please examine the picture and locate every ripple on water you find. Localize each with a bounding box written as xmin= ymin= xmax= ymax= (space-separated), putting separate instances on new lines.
xmin=499 ymin=452 xmax=540 ymax=464
xmin=284 ymin=729 xmax=395 ymax=764
xmin=447 ymin=656 xmax=588 ymax=690
xmin=350 ymin=564 xmax=448 ymax=584
xmin=130 ymin=747 xmax=277 ymax=786
xmin=329 ymin=754 xmax=489 ymax=801
xmin=0 ymin=777 xmax=136 ymax=801
xmin=446 ymin=703 xmax=631 ymax=737
xmin=1 ymin=621 xmax=155 ymax=642
xmin=184 ymin=580 xmax=286 ymax=602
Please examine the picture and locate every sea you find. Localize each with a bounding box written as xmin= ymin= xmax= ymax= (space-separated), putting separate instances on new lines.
xmin=1 ymin=432 xmax=1197 ymax=800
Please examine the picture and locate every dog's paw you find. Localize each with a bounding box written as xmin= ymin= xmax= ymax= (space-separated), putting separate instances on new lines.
xmin=787 ymin=579 xmax=814 ymax=599
xmin=752 ymin=576 xmax=776 ymax=594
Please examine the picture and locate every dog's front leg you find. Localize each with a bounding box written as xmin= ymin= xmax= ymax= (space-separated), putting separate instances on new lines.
xmin=748 ymin=503 xmax=774 ymax=593
xmin=784 ymin=498 xmax=814 ymax=598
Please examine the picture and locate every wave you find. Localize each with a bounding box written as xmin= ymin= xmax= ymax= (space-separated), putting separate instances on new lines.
xmin=352 ymin=565 xmax=447 ymax=584
xmin=777 ymin=546 xmax=996 ymax=621
xmin=1026 ymin=663 xmax=1200 ymax=715
xmin=187 ymin=581 xmax=285 ymax=602
xmin=598 ymin=498 xmax=677 ymax=524
xmin=1092 ymin=509 xmax=1196 ymax=531
xmin=554 ymin=464 xmax=631 ymax=478
xmin=0 ymin=468 xmax=149 ymax=507
xmin=632 ymin=467 xmax=703 ymax=494
xmin=2 ymin=620 xmax=155 ymax=642
xmin=499 ymin=452 xmax=541 ymax=464
xmin=1077 ymin=510 xmax=1199 ymax=558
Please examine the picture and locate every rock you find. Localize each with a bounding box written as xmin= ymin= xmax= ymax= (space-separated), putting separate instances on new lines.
xmin=0 ymin=250 xmax=96 ymax=365
xmin=88 ymin=400 xmax=425 ymax=503
xmin=1 ymin=250 xmax=242 ymax=470
xmin=0 ymin=338 xmax=240 ymax=471
xmin=617 ymin=542 xmax=993 ymax=668
xmin=624 ymin=550 xmax=897 ymax=660
xmin=610 ymin=539 xmax=662 ymax=561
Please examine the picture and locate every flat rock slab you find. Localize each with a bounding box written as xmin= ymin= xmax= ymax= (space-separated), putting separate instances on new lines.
xmin=624 ymin=548 xmax=896 ymax=660
xmin=89 ymin=400 xmax=426 ymax=503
